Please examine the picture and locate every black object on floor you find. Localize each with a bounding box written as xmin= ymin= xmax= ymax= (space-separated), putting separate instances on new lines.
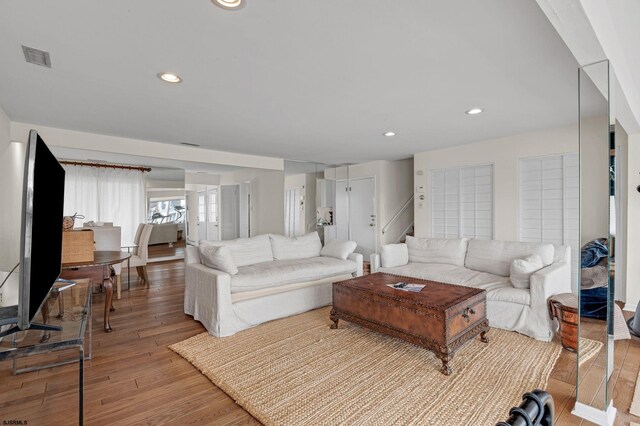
xmin=627 ymin=304 xmax=640 ymax=337
xmin=496 ymin=389 xmax=554 ymax=426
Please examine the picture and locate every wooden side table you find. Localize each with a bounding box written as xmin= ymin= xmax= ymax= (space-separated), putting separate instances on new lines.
xmin=61 ymin=251 xmax=131 ymax=333
xmin=548 ymin=293 xmax=579 ymax=352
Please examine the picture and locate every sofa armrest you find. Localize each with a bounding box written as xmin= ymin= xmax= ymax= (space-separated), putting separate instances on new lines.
xmin=348 ymin=253 xmax=364 ymax=277
xmin=529 ymin=261 xmax=572 ymax=309
xmin=184 ymin=263 xmax=234 ymax=336
xmin=370 ymin=253 xmax=380 ymax=273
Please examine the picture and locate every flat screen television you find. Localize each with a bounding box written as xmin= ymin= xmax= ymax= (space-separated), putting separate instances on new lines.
xmin=16 ymin=130 xmax=66 ymax=330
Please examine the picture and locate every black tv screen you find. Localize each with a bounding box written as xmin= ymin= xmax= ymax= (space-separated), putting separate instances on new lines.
xmin=17 ymin=130 xmax=65 ymax=330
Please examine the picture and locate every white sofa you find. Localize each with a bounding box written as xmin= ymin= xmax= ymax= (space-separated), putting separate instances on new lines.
xmin=148 ymin=223 xmax=179 ymax=245
xmin=370 ymin=237 xmax=571 ymax=341
xmin=185 ymin=232 xmax=363 ymax=337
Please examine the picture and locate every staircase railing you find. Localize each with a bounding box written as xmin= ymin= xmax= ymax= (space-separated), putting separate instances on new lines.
xmin=381 ymin=195 xmax=414 ymax=235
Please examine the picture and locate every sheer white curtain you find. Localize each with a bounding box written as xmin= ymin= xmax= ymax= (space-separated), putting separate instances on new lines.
xmin=63 ymin=165 xmax=146 ymax=244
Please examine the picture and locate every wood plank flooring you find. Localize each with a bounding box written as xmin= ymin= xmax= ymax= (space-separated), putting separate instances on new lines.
xmin=0 ymin=260 xmax=259 ymax=426
xmin=1 ymin=260 xmax=639 ymax=425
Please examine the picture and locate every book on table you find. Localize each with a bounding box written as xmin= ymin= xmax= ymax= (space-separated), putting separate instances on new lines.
xmin=387 ymin=282 xmax=425 ymax=293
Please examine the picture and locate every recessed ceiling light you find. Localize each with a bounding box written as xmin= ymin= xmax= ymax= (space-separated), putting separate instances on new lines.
xmin=157 ymin=72 xmax=182 ymax=83
xmin=383 ymin=131 xmax=396 ymax=137
xmin=212 ymin=0 xmax=244 ymax=10
xmin=465 ymin=108 xmax=484 ymax=115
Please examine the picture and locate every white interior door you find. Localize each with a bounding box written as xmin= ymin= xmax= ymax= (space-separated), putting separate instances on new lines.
xmin=335 ymin=180 xmax=349 ymax=241
xmin=220 ymin=184 xmax=240 ymax=240
xmin=206 ymin=188 xmax=219 ymax=240
xmin=349 ymin=177 xmax=376 ymax=257
xmin=197 ymin=191 xmax=207 ymax=242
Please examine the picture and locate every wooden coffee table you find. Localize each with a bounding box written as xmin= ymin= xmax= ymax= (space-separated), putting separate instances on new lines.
xmin=330 ymin=272 xmax=489 ymax=375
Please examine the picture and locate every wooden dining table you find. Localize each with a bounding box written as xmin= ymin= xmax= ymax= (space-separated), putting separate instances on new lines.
xmin=60 ymin=251 xmax=131 ymax=332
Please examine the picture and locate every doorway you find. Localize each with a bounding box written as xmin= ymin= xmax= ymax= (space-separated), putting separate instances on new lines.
xmin=334 ymin=177 xmax=376 ymax=257
xmin=220 ymin=184 xmax=240 ymax=240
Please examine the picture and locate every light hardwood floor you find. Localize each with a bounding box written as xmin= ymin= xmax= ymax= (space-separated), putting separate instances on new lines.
xmin=1 ymin=260 xmax=638 ymax=425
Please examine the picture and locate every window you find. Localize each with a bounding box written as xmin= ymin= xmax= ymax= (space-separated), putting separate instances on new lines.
xmin=148 ymin=198 xmax=186 ymax=223
xmin=519 ymin=153 xmax=579 ymax=288
xmin=430 ymin=164 xmax=493 ymax=239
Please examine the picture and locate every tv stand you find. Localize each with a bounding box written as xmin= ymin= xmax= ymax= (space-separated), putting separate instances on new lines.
xmin=0 ymin=322 xmax=62 ymax=339
xmin=0 ymin=279 xmax=91 ymax=424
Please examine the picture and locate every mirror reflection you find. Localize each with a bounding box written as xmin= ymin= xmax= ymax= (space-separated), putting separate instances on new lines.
xmin=576 ymin=59 xmax=616 ymax=414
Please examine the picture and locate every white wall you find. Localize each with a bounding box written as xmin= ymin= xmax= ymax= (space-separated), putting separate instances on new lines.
xmin=0 ymin=107 xmax=25 ymax=274
xmin=185 ymin=172 xmax=221 ymax=187
xmin=414 ymin=118 xmax=607 ymax=246
xmin=625 ymin=133 xmax=640 ymax=309
xmin=220 ymin=168 xmax=285 ymax=236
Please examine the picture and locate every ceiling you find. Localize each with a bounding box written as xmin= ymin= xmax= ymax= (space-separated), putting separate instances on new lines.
xmin=0 ymin=1 xmax=586 ymax=164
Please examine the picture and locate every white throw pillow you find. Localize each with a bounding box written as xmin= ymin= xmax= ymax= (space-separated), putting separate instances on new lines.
xmin=510 ymin=254 xmax=544 ymax=289
xmin=199 ymin=244 xmax=238 ymax=275
xmin=380 ymin=244 xmax=409 ymax=268
xmin=269 ymin=232 xmax=322 ymax=260
xmin=405 ymin=236 xmax=468 ymax=267
xmin=321 ymin=240 xmax=357 ymax=260
xmin=465 ymin=240 xmax=554 ymax=277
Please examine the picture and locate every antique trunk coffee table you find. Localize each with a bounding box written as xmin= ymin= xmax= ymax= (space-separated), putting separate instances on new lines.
xmin=330 ymin=272 xmax=489 ymax=375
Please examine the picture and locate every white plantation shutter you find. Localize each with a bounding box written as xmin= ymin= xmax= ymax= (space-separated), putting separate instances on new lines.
xmin=519 ymin=153 xmax=579 ymax=289
xmin=431 ymin=165 xmax=493 ymax=240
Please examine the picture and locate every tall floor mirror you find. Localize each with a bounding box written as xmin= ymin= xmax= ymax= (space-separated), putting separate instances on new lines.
xmin=574 ymin=59 xmax=617 ymax=423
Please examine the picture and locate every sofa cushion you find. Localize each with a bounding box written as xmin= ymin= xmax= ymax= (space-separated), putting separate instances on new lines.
xmin=269 ymin=232 xmax=322 ymax=260
xmin=321 ymin=240 xmax=357 ymax=260
xmin=379 ymin=262 xmax=530 ymax=305
xmin=405 ymin=236 xmax=468 ymax=267
xmin=230 ymin=257 xmax=357 ymax=293
xmin=510 ymin=255 xmax=544 ymax=289
xmin=201 ymin=234 xmax=273 ymax=267
xmin=380 ymin=244 xmax=409 ymax=268
xmin=464 ymin=240 xmax=554 ymax=277
xmin=199 ymin=244 xmax=238 ymax=275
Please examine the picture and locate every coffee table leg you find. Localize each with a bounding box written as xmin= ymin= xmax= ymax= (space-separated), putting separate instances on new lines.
xmin=480 ymin=321 xmax=490 ymax=343
xmin=329 ymin=308 xmax=340 ymax=329
xmin=440 ymin=354 xmax=452 ymax=376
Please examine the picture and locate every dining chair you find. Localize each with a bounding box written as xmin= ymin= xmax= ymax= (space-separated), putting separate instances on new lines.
xmin=113 ymin=224 xmax=153 ymax=294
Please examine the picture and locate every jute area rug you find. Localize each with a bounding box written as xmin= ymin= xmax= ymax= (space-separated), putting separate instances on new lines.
xmin=578 ymin=337 xmax=603 ymax=366
xmin=171 ymin=307 xmax=568 ymax=425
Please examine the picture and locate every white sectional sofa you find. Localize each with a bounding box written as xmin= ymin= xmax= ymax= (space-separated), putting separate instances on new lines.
xmin=185 ymin=232 xmax=363 ymax=337
xmin=371 ymin=237 xmax=571 ymax=341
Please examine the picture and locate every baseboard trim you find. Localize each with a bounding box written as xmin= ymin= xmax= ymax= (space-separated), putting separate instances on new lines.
xmin=624 ymin=303 xmax=637 ymax=313
xmin=148 ymin=255 xmax=184 ymax=263
xmin=572 ymin=401 xmax=617 ymax=425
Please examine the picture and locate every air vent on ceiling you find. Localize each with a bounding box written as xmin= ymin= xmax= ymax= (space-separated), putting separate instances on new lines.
xmin=22 ymin=45 xmax=52 ymax=68
xmin=181 ymin=142 xmax=200 ymax=147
